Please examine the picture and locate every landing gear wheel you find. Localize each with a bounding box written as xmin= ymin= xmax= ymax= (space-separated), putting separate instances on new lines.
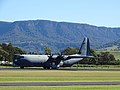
xmin=20 ymin=66 xmax=24 ymax=69
xmin=43 ymin=67 xmax=51 ymax=69
xmin=43 ymin=67 xmax=46 ymax=69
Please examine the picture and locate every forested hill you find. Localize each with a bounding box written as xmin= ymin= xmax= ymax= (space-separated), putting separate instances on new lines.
xmin=0 ymin=20 xmax=120 ymax=52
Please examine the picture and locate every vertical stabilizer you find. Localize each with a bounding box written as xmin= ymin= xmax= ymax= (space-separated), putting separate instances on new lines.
xmin=78 ymin=37 xmax=91 ymax=56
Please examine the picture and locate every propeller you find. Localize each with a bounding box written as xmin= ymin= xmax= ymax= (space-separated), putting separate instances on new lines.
xmin=46 ymin=52 xmax=65 ymax=69
xmin=54 ymin=53 xmax=64 ymax=65
xmin=58 ymin=52 xmax=64 ymax=58
xmin=47 ymin=53 xmax=53 ymax=58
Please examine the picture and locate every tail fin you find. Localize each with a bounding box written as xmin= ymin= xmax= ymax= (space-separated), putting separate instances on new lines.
xmin=78 ymin=37 xmax=91 ymax=56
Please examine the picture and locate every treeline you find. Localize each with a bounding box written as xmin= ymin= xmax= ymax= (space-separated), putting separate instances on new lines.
xmin=0 ymin=43 xmax=26 ymax=62
xmin=79 ymin=50 xmax=119 ymax=65
xmin=61 ymin=47 xmax=120 ymax=65
xmin=0 ymin=44 xmax=120 ymax=65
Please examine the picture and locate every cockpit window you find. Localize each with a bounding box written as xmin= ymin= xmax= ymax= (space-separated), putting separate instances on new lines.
xmin=14 ymin=55 xmax=24 ymax=59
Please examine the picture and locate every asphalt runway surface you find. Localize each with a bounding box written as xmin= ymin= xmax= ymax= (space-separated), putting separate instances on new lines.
xmin=0 ymin=82 xmax=120 ymax=86
xmin=1 ymin=67 xmax=120 ymax=71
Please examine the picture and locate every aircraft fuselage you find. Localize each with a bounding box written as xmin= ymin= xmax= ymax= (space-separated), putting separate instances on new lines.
xmin=13 ymin=54 xmax=83 ymax=69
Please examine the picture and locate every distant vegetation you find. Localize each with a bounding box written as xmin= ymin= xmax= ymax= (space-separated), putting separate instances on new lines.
xmin=79 ymin=51 xmax=117 ymax=65
xmin=0 ymin=20 xmax=120 ymax=52
xmin=61 ymin=47 xmax=79 ymax=55
xmin=97 ymin=50 xmax=120 ymax=59
xmin=109 ymin=51 xmax=120 ymax=60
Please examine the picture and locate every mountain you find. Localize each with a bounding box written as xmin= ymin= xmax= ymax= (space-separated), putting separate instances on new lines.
xmin=0 ymin=20 xmax=120 ymax=53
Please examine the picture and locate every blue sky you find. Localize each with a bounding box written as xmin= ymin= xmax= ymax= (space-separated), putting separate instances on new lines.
xmin=0 ymin=0 xmax=120 ymax=27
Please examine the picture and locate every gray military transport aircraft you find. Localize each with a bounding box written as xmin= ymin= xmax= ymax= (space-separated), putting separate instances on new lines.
xmin=13 ymin=37 xmax=93 ymax=69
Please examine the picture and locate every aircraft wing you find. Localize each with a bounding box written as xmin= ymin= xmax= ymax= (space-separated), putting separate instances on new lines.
xmin=65 ymin=55 xmax=94 ymax=60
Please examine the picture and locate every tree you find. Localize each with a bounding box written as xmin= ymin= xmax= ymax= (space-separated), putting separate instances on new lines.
xmin=98 ymin=52 xmax=115 ymax=65
xmin=44 ymin=47 xmax=51 ymax=55
xmin=0 ymin=46 xmax=9 ymax=61
xmin=0 ymin=43 xmax=26 ymax=62
xmin=61 ymin=47 xmax=79 ymax=55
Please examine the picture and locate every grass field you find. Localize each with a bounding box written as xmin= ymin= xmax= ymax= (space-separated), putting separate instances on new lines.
xmin=109 ymin=51 xmax=120 ymax=60
xmin=0 ymin=86 xmax=120 ymax=90
xmin=0 ymin=69 xmax=120 ymax=90
xmin=0 ymin=70 xmax=120 ymax=82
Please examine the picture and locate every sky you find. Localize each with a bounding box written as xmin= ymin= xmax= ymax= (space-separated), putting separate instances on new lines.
xmin=0 ymin=0 xmax=120 ymax=27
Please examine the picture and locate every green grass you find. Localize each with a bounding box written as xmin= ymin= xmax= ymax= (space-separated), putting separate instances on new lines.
xmin=109 ymin=51 xmax=120 ymax=60
xmin=0 ymin=65 xmax=12 ymax=68
xmin=1 ymin=70 xmax=120 ymax=90
xmin=0 ymin=86 xmax=120 ymax=90
xmin=0 ymin=70 xmax=120 ymax=82
xmin=73 ymin=64 xmax=120 ymax=69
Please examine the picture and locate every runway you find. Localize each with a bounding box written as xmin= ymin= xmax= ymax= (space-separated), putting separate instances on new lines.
xmin=1 ymin=67 xmax=120 ymax=71
xmin=0 ymin=82 xmax=120 ymax=86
